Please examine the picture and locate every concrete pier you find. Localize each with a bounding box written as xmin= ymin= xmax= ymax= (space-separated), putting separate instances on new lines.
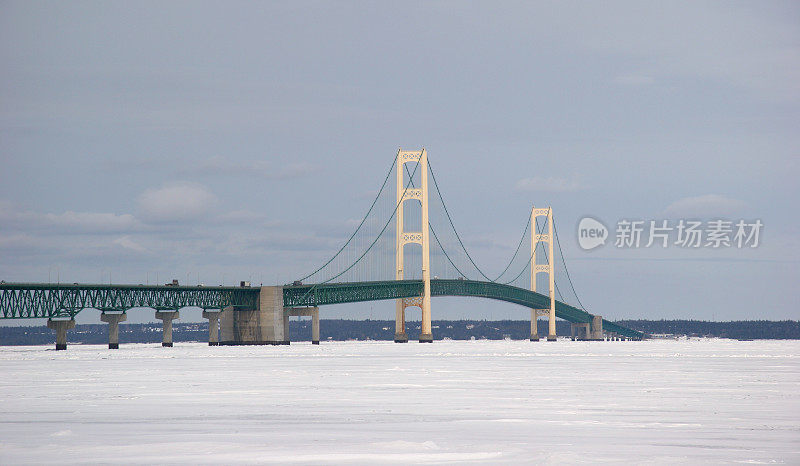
xmin=47 ymin=319 xmax=75 ymax=350
xmin=155 ymin=311 xmax=179 ymax=347
xmin=590 ymin=315 xmax=604 ymax=341
xmin=394 ymin=308 xmax=408 ymax=343
xmin=571 ymin=322 xmax=591 ymax=341
xmin=312 ymin=313 xmax=320 ymax=344
xmin=530 ymin=310 xmax=539 ymax=341
xmin=100 ymin=312 xmax=126 ymax=349
xmin=285 ymin=307 xmax=320 ymax=344
xmin=220 ymin=286 xmax=288 ymax=345
xmin=261 ymin=286 xmax=287 ymax=344
xmin=202 ymin=310 xmax=221 ymax=346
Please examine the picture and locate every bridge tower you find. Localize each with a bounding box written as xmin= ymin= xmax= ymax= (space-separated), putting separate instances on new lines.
xmin=395 ymin=148 xmax=433 ymax=343
xmin=530 ymin=206 xmax=557 ymax=341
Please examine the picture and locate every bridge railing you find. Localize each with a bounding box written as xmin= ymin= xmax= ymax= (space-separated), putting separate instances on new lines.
xmin=283 ymin=279 xmax=645 ymax=338
xmin=0 ymin=283 xmax=259 ymax=319
xmin=283 ymin=280 xmax=424 ymax=308
xmin=1 ymin=281 xmax=645 ymax=339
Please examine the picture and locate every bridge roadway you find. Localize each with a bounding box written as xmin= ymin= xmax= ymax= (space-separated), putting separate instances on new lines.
xmin=0 ymin=280 xmax=644 ymax=339
xmin=284 ymin=279 xmax=643 ymax=339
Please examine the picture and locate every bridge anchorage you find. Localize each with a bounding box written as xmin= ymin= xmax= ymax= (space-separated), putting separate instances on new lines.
xmin=0 ymin=148 xmax=645 ymax=349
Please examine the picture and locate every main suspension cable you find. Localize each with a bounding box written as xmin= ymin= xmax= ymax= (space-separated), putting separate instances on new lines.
xmin=316 ymin=158 xmax=421 ymax=284
xmin=552 ymin=216 xmax=588 ymax=310
xmin=493 ymin=217 xmax=529 ymax=282
xmin=430 ymin=223 xmax=470 ymax=279
xmin=500 ymin=208 xmax=567 ymax=303
xmin=292 ymin=156 xmax=424 ymax=305
xmin=420 ymin=161 xmax=533 ymax=283
xmin=296 ymin=156 xmax=397 ymax=282
xmin=425 ymin=162 xmax=494 ymax=282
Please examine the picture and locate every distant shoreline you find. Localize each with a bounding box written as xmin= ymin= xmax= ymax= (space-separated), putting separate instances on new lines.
xmin=1 ymin=319 xmax=797 ymax=345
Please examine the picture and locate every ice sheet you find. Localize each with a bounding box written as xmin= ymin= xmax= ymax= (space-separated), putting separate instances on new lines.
xmin=0 ymin=339 xmax=798 ymax=464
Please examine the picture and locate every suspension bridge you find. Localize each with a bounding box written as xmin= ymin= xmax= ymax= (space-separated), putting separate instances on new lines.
xmin=0 ymin=149 xmax=645 ymax=349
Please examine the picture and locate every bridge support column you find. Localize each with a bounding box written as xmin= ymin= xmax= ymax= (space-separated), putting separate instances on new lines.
xmin=531 ymin=309 xmax=549 ymax=341
xmin=394 ymin=306 xmax=408 ymax=343
xmin=590 ymin=315 xmax=603 ymax=341
xmin=100 ymin=312 xmax=126 ymax=349
xmin=219 ymin=306 xmax=234 ymax=342
xmin=283 ymin=310 xmax=290 ymax=344
xmin=395 ymin=149 xmax=433 ymax=343
xmin=571 ymin=322 xmax=591 ymax=340
xmin=219 ymin=287 xmax=287 ymax=345
xmin=262 ymin=286 xmax=288 ymax=344
xmin=546 ymin=320 xmax=557 ymax=341
xmin=578 ymin=322 xmax=591 ymax=340
xmin=419 ymin=305 xmax=433 ymax=343
xmin=47 ymin=319 xmax=75 ymax=350
xmin=312 ymin=311 xmax=320 ymax=344
xmin=202 ymin=310 xmax=221 ymax=346
xmin=155 ymin=311 xmax=179 ymax=347
xmin=531 ymin=206 xmax=557 ymax=342
xmin=284 ymin=307 xmax=320 ymax=344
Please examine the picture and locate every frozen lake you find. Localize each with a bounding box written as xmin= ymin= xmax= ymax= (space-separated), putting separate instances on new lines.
xmin=0 ymin=339 xmax=798 ymax=464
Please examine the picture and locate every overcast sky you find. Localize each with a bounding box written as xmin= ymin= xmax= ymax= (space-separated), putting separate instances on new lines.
xmin=1 ymin=1 xmax=798 ymax=324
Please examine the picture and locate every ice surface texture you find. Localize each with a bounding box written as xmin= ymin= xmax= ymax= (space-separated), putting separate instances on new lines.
xmin=0 ymin=339 xmax=798 ymax=464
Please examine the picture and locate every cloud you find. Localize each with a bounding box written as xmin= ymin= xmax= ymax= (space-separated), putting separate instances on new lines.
xmin=0 ymin=201 xmax=141 ymax=234
xmin=137 ymin=182 xmax=218 ymax=222
xmin=514 ymin=176 xmax=584 ymax=192
xmin=113 ymin=235 xmax=147 ymax=253
xmin=663 ymin=194 xmax=748 ymax=218
xmin=613 ymin=74 xmax=655 ymax=86
xmin=44 ymin=211 xmax=140 ymax=233
xmin=214 ymin=209 xmax=265 ymax=224
xmin=103 ymin=156 xmax=321 ymax=180
xmin=576 ymin=3 xmax=800 ymax=102
xmin=182 ymin=157 xmax=321 ymax=179
xmin=0 ymin=233 xmax=44 ymax=250
xmin=277 ymin=162 xmax=321 ymax=179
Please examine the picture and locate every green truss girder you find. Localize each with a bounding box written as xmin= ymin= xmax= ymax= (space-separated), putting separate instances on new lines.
xmin=282 ymin=280 xmax=424 ymax=308
xmin=0 ymin=280 xmax=644 ymax=339
xmin=284 ymin=279 xmax=645 ymax=339
xmin=0 ymin=283 xmax=258 ymax=319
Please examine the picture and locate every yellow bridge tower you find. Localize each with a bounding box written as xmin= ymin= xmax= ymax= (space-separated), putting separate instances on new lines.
xmin=394 ymin=148 xmax=433 ymax=343
xmin=530 ymin=206 xmax=557 ymax=341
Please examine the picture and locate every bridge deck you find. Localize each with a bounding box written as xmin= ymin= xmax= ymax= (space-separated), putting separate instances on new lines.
xmin=285 ymin=279 xmax=645 ymax=339
xmin=0 ymin=280 xmax=644 ymax=339
xmin=0 ymin=283 xmax=258 ymax=319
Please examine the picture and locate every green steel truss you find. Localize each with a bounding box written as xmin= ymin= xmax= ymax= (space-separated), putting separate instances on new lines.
xmin=0 ymin=283 xmax=259 ymax=319
xmin=284 ymin=279 xmax=645 ymax=339
xmin=0 ymin=280 xmax=644 ymax=338
xmin=282 ymin=280 xmax=424 ymax=308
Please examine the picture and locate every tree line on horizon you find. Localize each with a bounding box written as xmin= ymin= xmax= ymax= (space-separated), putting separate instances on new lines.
xmin=0 ymin=319 xmax=797 ymax=346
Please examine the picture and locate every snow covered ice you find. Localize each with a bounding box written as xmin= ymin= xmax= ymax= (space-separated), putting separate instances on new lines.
xmin=0 ymin=339 xmax=798 ymax=464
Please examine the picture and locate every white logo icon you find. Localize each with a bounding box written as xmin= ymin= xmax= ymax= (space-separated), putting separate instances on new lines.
xmin=578 ymin=217 xmax=608 ymax=250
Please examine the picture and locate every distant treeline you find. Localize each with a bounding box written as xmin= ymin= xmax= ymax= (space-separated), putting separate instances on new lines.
xmin=0 ymin=319 xmax=798 ymax=345
xmin=618 ymin=319 xmax=800 ymax=340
